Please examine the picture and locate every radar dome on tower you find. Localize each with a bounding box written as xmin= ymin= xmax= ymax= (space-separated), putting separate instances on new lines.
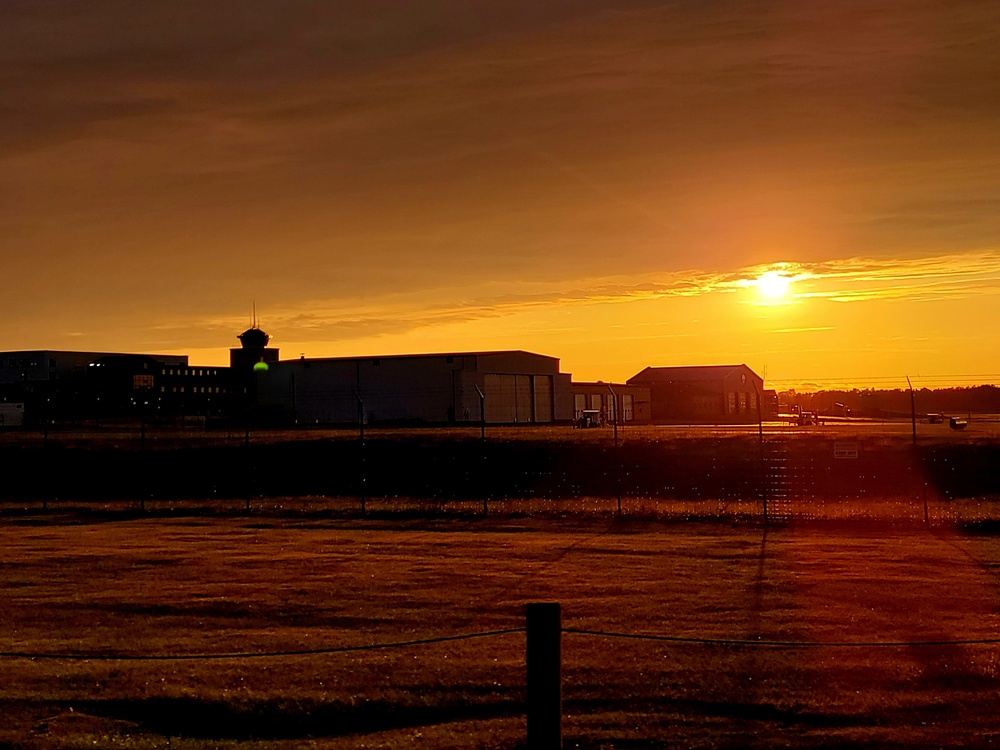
xmin=230 ymin=305 xmax=279 ymax=373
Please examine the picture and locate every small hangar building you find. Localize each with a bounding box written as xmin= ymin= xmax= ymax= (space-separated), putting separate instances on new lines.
xmin=571 ymin=382 xmax=652 ymax=425
xmin=627 ymin=364 xmax=773 ymax=424
xmin=257 ymin=350 xmax=574 ymax=425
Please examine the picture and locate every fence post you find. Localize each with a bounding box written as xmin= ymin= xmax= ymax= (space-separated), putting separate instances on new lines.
xmin=355 ymin=393 xmax=366 ymax=516
xmin=475 ymin=385 xmax=487 ymax=515
xmin=526 ymin=602 xmax=562 ymax=749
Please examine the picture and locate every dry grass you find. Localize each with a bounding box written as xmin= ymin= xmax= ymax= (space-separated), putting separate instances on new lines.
xmin=3 ymin=417 xmax=1000 ymax=450
xmin=4 ymin=517 xmax=1000 ymax=748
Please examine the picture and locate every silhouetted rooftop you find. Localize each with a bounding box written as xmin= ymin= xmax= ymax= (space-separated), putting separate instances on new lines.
xmin=237 ymin=327 xmax=270 ymax=348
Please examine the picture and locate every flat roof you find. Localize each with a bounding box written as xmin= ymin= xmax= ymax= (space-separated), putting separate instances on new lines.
xmin=279 ymin=349 xmax=559 ymax=364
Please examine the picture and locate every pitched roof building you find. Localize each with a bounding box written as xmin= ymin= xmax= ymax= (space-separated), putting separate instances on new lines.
xmin=627 ymin=364 xmax=767 ymax=423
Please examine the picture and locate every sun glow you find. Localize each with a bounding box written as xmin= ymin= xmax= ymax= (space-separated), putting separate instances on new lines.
xmin=756 ymin=270 xmax=793 ymax=300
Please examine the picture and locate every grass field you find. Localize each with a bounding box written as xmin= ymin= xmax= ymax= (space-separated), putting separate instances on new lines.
xmin=3 ymin=417 xmax=1000 ymax=448
xmin=5 ymin=516 xmax=1000 ymax=748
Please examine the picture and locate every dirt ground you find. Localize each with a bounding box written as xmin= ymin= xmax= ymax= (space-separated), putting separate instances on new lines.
xmin=3 ymin=516 xmax=1000 ymax=748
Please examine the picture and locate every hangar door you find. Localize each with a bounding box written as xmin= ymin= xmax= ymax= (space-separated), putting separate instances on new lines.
xmin=533 ymin=375 xmax=553 ymax=423
xmin=484 ymin=374 xmax=536 ymax=423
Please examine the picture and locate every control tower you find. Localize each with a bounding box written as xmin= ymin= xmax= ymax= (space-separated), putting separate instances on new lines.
xmin=230 ymin=324 xmax=279 ymax=373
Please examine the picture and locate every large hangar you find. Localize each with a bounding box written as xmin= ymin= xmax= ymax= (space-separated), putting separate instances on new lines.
xmin=257 ymin=350 xmax=574 ymax=425
xmin=627 ymin=364 xmax=769 ymax=424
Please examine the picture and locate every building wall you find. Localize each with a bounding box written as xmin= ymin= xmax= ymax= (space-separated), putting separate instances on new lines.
xmin=0 ymin=346 xmax=578 ymax=426
xmin=571 ymin=383 xmax=651 ymax=424
xmin=260 ymin=351 xmax=573 ymax=425
xmin=628 ymin=365 xmax=765 ymax=424
xmin=0 ymin=350 xmax=196 ymax=423
xmin=0 ymin=350 xmax=188 ymax=385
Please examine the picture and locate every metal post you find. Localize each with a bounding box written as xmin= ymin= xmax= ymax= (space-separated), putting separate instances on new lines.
xmin=906 ymin=376 xmax=926 ymax=523
xmin=244 ymin=402 xmax=252 ymax=514
xmin=42 ymin=422 xmax=48 ymax=513
xmin=355 ymin=391 xmax=366 ymax=515
xmin=475 ymin=386 xmax=487 ymax=514
xmin=475 ymin=385 xmax=486 ymax=443
xmin=907 ymin=376 xmax=917 ymax=448
xmin=605 ymin=384 xmax=621 ymax=516
xmin=526 ymin=602 xmax=562 ymax=750
xmin=750 ymin=379 xmax=767 ymax=525
xmin=140 ymin=401 xmax=146 ymax=513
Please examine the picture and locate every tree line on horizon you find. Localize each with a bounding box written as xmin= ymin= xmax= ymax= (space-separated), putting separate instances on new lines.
xmin=777 ymin=385 xmax=1000 ymax=418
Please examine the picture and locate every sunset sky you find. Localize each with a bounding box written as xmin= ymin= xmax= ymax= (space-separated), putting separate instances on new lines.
xmin=4 ymin=0 xmax=1000 ymax=390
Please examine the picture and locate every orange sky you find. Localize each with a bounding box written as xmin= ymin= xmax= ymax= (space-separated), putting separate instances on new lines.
xmin=3 ymin=0 xmax=1000 ymax=390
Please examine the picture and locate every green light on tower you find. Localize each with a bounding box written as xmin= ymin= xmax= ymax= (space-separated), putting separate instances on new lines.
xmin=253 ymin=361 xmax=269 ymax=373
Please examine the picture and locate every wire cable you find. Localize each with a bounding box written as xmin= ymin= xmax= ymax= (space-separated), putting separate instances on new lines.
xmin=0 ymin=627 xmax=525 ymax=662
xmin=564 ymin=627 xmax=1000 ymax=648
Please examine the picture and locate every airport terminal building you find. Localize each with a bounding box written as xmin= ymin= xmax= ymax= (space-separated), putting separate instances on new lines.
xmin=0 ymin=333 xmax=576 ymax=427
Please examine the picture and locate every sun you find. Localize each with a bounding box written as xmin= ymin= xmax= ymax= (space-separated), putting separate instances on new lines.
xmin=756 ymin=270 xmax=793 ymax=300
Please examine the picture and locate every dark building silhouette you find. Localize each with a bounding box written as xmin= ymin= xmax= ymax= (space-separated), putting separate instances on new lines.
xmin=0 ymin=331 xmax=578 ymax=427
xmin=4 ymin=328 xmax=786 ymax=429
xmin=570 ymin=382 xmax=651 ymax=425
xmin=257 ymin=350 xmax=574 ymax=425
xmin=0 ymin=350 xmax=188 ymax=424
xmin=230 ymin=326 xmax=280 ymax=374
xmin=627 ymin=364 xmax=771 ymax=424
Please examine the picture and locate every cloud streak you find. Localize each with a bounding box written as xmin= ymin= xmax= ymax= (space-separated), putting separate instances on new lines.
xmin=778 ymin=252 xmax=1000 ymax=303
xmin=148 ymin=250 xmax=1000 ymax=351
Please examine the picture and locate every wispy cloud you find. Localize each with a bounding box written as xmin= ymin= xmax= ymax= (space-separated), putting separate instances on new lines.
xmin=768 ymin=252 xmax=1000 ymax=303
xmin=151 ymin=250 xmax=1000 ymax=350
xmin=768 ymin=326 xmax=836 ymax=334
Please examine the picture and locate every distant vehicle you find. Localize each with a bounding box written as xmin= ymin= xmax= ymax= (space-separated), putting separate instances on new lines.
xmin=577 ymin=409 xmax=602 ymax=428
xmin=927 ymin=413 xmax=944 ymax=424
xmin=828 ymin=402 xmax=852 ymax=418
xmin=798 ymin=411 xmax=816 ymax=426
xmin=950 ymin=417 xmax=969 ymax=430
